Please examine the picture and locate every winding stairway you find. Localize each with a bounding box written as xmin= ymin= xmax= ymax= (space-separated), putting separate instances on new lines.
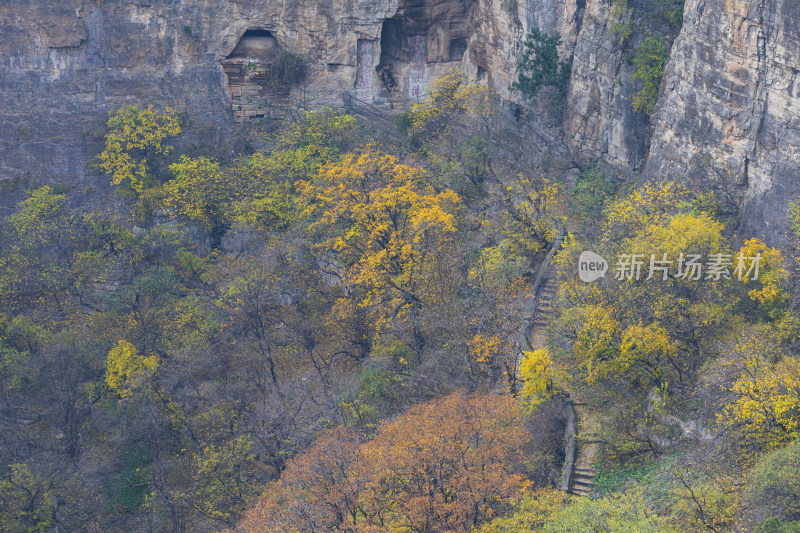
xmin=520 ymin=230 xmax=600 ymax=497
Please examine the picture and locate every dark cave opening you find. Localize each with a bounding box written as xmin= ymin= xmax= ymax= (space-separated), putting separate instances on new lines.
xmin=227 ymin=29 xmax=281 ymax=59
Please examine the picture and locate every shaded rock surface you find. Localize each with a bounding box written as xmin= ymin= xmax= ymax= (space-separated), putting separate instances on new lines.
xmin=0 ymin=0 xmax=798 ymax=241
xmin=647 ymin=0 xmax=800 ymax=243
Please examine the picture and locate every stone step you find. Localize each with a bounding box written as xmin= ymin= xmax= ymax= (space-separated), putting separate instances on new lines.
xmin=574 ymin=467 xmax=597 ymax=475
xmin=572 ymin=478 xmax=595 ymax=488
xmin=569 ymin=487 xmax=592 ymax=496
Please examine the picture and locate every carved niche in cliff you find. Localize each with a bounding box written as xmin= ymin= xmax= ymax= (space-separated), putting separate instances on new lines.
xmin=367 ymin=0 xmax=477 ymax=104
xmin=222 ymin=29 xmax=288 ymax=123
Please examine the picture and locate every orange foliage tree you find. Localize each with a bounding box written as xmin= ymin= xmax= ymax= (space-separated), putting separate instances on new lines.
xmin=233 ymin=391 xmax=530 ymax=533
xmin=234 ymin=426 xmax=363 ymax=532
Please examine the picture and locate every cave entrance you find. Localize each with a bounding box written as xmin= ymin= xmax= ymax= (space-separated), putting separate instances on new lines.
xmin=222 ymin=29 xmax=288 ymax=123
xmin=228 ymin=29 xmax=280 ymax=58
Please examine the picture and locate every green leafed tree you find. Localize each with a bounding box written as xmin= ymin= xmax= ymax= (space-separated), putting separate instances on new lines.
xmin=512 ymin=27 xmax=572 ymax=105
xmin=631 ymin=35 xmax=670 ymax=115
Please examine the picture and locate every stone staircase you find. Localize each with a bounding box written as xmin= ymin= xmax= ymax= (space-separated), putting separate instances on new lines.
xmin=568 ymin=420 xmax=600 ymax=496
xmin=514 ymin=226 xmax=603 ymax=497
xmin=570 ymin=465 xmax=597 ymax=496
xmin=341 ymin=92 xmax=401 ymax=137
xmin=517 ymin=232 xmax=603 ymax=497
xmin=557 ymin=401 xmax=602 ymax=497
xmin=527 ymin=276 xmax=558 ymax=344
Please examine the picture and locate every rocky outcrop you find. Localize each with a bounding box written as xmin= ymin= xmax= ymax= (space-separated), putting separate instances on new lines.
xmin=2 ymin=0 xmax=800 ymax=241
xmin=0 ymin=0 xmax=403 ymax=188
xmin=0 ymin=0 xmax=570 ymax=188
xmin=647 ymin=0 xmax=800 ymax=243
xmin=563 ymin=0 xmax=648 ymax=168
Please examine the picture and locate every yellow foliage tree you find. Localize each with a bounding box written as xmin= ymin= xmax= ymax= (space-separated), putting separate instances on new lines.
xmin=518 ymin=348 xmax=562 ymax=411
xmin=602 ymin=180 xmax=689 ymax=243
xmin=105 ymin=340 xmax=159 ymax=398
xmin=300 ymin=145 xmax=461 ymax=353
xmin=164 ymin=155 xmax=227 ymax=228
xmin=504 ymin=176 xmax=567 ymax=260
xmin=409 ymin=69 xmax=489 ymax=137
xmin=736 ymin=238 xmax=788 ymax=312
xmin=98 ymin=105 xmax=181 ymax=192
xmin=551 ymin=188 xmax=735 ymax=390
xmin=719 ymin=344 xmax=800 ymax=455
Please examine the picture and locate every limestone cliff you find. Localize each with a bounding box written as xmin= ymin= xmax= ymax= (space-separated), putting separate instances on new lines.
xmin=0 ymin=0 xmax=590 ymax=190
xmin=647 ymin=0 xmax=800 ymax=242
xmin=1 ymin=0 xmax=799 ymax=241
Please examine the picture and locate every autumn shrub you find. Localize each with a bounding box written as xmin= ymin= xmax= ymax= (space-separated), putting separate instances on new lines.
xmin=542 ymin=490 xmax=676 ymax=532
xmin=755 ymin=517 xmax=800 ymax=533
xmin=340 ymin=366 xmax=407 ymax=433
xmin=475 ymin=489 xmax=563 ymax=533
xmin=569 ymin=163 xmax=617 ymax=227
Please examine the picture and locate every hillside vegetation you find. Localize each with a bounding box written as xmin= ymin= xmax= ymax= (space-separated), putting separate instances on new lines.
xmin=1 ymin=73 xmax=799 ymax=533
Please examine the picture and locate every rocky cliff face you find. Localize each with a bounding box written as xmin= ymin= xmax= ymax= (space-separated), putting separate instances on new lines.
xmin=1 ymin=0 xmax=798 ymax=240
xmin=0 ymin=0 xmax=603 ymax=188
xmin=563 ymin=0 xmax=646 ymax=168
xmin=647 ymin=0 xmax=800 ymax=242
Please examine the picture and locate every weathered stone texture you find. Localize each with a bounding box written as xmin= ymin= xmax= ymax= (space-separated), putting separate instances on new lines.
xmin=562 ymin=0 xmax=650 ymax=168
xmin=2 ymin=0 xmax=799 ymax=242
xmin=647 ymin=0 xmax=800 ymax=242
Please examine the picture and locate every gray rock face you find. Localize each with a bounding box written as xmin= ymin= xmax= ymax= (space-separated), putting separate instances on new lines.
xmin=2 ymin=0 xmax=799 ymax=242
xmin=0 ymin=0 xmax=625 ymax=189
xmin=647 ymin=0 xmax=800 ymax=243
xmin=0 ymin=0 xmax=563 ymax=187
xmin=563 ymin=0 xmax=650 ymax=168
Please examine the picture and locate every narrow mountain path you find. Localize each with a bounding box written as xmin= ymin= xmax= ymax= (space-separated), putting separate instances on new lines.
xmin=569 ymin=402 xmax=601 ymax=496
xmin=518 ymin=227 xmax=600 ymax=497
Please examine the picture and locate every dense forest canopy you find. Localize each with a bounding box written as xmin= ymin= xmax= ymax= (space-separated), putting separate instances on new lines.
xmin=1 ymin=12 xmax=800 ymax=531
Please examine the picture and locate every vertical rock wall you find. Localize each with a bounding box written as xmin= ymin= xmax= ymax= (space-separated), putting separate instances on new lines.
xmin=2 ymin=0 xmax=799 ymax=242
xmin=647 ymin=0 xmax=800 ymax=241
